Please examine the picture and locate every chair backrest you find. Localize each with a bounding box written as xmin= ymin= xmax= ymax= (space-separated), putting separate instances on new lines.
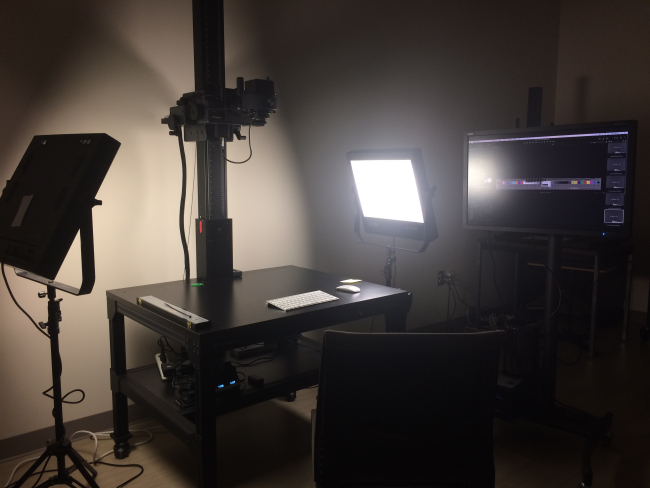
xmin=314 ymin=330 xmax=506 ymax=488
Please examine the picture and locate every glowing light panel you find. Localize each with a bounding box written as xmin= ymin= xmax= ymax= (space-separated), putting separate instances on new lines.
xmin=351 ymin=159 xmax=424 ymax=223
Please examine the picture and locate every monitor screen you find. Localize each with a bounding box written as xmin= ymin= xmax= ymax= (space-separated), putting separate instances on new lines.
xmin=463 ymin=121 xmax=637 ymax=237
xmin=347 ymin=148 xmax=437 ymax=243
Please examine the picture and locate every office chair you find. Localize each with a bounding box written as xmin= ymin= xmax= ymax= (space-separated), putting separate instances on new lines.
xmin=313 ymin=330 xmax=506 ymax=487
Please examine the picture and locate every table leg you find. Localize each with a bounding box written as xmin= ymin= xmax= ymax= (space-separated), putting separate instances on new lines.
xmin=589 ymin=256 xmax=599 ymax=358
xmin=476 ymin=241 xmax=483 ymax=327
xmin=622 ymin=253 xmax=633 ymax=341
xmin=108 ymin=300 xmax=132 ymax=458
xmin=513 ymin=252 xmax=521 ymax=311
xmin=384 ymin=309 xmax=407 ymax=332
xmin=193 ymin=342 xmax=219 ymax=487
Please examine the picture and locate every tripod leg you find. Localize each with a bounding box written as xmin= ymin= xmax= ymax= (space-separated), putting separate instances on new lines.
xmin=12 ymin=449 xmax=51 ymax=487
xmin=84 ymin=458 xmax=98 ymax=477
xmin=68 ymin=478 xmax=88 ymax=488
xmin=66 ymin=447 xmax=100 ymax=488
xmin=66 ymin=460 xmax=98 ymax=478
xmin=67 ymin=453 xmax=98 ymax=478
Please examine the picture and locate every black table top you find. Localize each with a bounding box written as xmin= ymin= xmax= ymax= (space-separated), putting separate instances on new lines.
xmin=107 ymin=266 xmax=412 ymax=343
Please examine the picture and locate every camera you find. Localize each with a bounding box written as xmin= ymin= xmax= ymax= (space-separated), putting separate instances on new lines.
xmin=162 ymin=77 xmax=277 ymax=143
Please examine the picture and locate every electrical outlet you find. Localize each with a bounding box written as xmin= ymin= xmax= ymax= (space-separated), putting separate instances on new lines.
xmin=438 ymin=270 xmax=454 ymax=286
xmin=438 ymin=270 xmax=447 ymax=286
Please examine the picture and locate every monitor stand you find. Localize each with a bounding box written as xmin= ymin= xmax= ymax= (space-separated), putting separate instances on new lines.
xmin=501 ymin=234 xmax=613 ymax=487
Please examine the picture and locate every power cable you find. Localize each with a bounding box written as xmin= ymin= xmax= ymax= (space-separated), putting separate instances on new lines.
xmin=1 ymin=263 xmax=49 ymax=339
xmin=226 ymin=124 xmax=252 ymax=164
xmin=184 ymin=148 xmax=198 ymax=279
xmin=174 ymin=126 xmax=191 ymax=281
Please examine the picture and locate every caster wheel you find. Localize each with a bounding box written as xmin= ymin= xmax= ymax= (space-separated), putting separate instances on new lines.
xmin=114 ymin=444 xmax=130 ymax=459
xmin=285 ymin=391 xmax=296 ymax=402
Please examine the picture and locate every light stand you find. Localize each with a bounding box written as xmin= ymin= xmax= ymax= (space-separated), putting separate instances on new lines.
xmin=353 ymin=184 xmax=437 ymax=287
xmin=12 ymin=286 xmax=99 ymax=488
xmin=11 ymin=208 xmax=100 ymax=488
xmin=348 ymin=148 xmax=438 ymax=287
xmin=380 ymin=246 xmax=397 ymax=287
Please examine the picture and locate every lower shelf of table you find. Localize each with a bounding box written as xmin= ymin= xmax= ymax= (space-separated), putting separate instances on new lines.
xmin=114 ymin=338 xmax=322 ymax=448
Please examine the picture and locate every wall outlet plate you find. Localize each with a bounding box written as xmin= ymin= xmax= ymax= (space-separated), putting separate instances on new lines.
xmin=438 ymin=271 xmax=446 ymax=286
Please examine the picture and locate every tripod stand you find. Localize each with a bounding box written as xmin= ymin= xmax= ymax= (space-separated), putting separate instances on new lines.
xmin=12 ymin=285 xmax=99 ymax=488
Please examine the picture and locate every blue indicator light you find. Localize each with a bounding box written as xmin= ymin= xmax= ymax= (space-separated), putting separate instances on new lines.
xmin=603 ymin=233 xmax=605 ymax=236
xmin=218 ymin=384 xmax=224 ymax=388
xmin=230 ymin=380 xmax=236 ymax=384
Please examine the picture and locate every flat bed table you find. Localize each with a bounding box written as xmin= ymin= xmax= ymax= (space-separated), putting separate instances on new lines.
xmin=107 ymin=265 xmax=412 ymax=487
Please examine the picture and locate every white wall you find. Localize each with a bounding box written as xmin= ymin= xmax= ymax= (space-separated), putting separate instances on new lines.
xmin=0 ymin=0 xmax=310 ymax=441
xmin=249 ymin=0 xmax=561 ymax=330
xmin=554 ymin=0 xmax=650 ymax=312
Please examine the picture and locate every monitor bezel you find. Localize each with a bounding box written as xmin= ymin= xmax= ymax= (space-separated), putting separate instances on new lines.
xmin=462 ymin=120 xmax=637 ymax=238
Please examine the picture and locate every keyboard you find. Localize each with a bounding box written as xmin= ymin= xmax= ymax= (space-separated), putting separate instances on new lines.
xmin=266 ymin=290 xmax=339 ymax=311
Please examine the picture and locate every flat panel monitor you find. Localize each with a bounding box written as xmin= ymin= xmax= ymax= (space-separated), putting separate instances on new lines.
xmin=347 ymin=148 xmax=437 ymax=243
xmin=0 ymin=134 xmax=120 ymax=279
xmin=463 ymin=121 xmax=637 ymax=238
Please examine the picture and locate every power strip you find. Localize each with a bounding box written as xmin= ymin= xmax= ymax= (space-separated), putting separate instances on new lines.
xmin=155 ymin=353 xmax=171 ymax=381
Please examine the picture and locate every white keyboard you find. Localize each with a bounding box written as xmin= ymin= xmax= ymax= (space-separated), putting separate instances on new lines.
xmin=266 ymin=290 xmax=339 ymax=311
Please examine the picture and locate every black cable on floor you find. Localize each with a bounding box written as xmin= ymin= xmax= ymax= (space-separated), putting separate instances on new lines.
xmin=94 ymin=461 xmax=144 ymax=488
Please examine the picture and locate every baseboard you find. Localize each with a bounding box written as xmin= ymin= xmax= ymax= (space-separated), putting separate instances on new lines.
xmin=0 ymin=404 xmax=148 ymax=463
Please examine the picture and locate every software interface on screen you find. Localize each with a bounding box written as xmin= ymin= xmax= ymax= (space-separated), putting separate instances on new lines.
xmin=465 ymin=128 xmax=631 ymax=235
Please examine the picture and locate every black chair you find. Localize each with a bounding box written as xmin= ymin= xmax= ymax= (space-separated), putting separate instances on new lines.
xmin=313 ymin=330 xmax=506 ymax=488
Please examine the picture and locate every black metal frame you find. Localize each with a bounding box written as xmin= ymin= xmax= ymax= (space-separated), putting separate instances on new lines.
xmin=108 ymin=267 xmax=411 ymax=487
xmin=15 ymin=205 xmax=98 ymax=296
xmin=476 ymin=235 xmax=622 ymax=486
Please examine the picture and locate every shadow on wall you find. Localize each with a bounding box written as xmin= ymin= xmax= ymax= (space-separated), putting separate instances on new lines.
xmin=574 ymin=76 xmax=589 ymax=123
xmin=0 ymin=0 xmax=179 ymax=169
xmin=0 ymin=1 xmax=103 ymax=156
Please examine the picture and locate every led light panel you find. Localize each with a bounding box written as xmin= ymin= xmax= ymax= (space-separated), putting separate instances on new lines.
xmin=351 ymin=159 xmax=424 ymax=223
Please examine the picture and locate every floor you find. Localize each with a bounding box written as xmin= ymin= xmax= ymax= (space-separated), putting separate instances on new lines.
xmin=1 ymin=323 xmax=649 ymax=488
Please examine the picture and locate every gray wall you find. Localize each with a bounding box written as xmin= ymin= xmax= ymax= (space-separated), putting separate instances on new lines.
xmin=0 ymin=0 xmax=310 ymax=441
xmin=249 ymin=0 xmax=561 ymax=329
xmin=554 ymin=0 xmax=650 ymax=312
